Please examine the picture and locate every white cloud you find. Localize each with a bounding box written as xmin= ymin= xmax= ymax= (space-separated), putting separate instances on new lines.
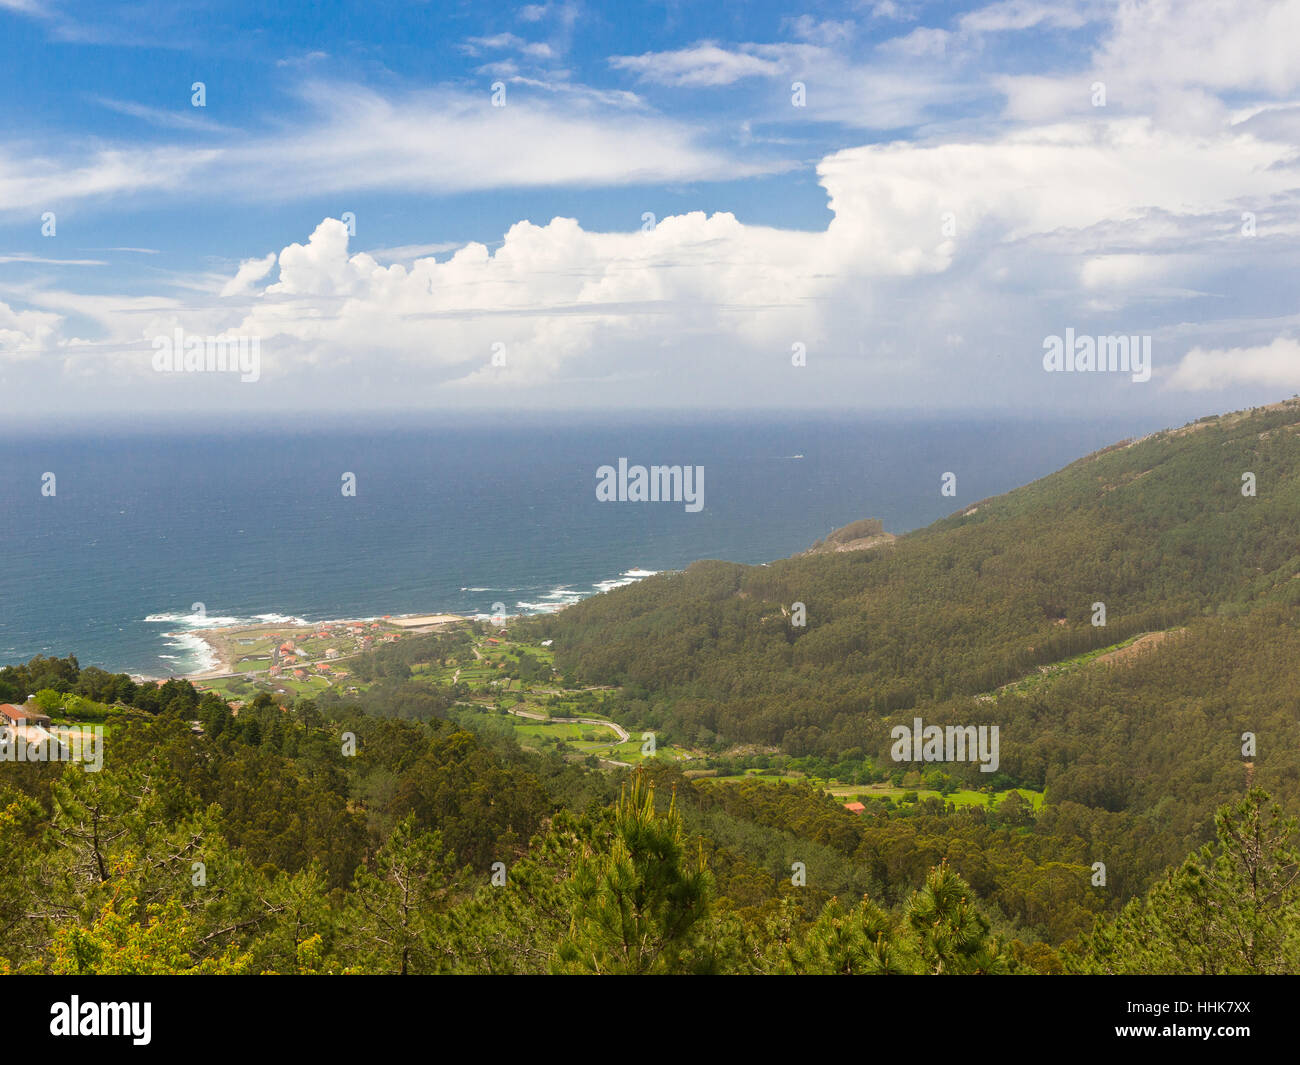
xmin=0 ymin=253 xmax=106 ymax=265
xmin=610 ymin=43 xmax=784 ymax=87
xmin=0 ymin=298 xmax=61 ymax=360
xmin=0 ymin=81 xmax=773 ymax=218
xmin=610 ymin=39 xmax=965 ymax=129
xmin=22 ymin=114 xmax=1281 ymax=408
xmin=866 ymin=1 xmax=920 ymax=20
xmin=1079 ymin=253 xmax=1172 ymax=289
xmin=220 ymin=254 xmax=277 ymax=298
xmin=816 ymin=119 xmax=1296 ymax=267
xmin=465 ymin=33 xmax=524 ymax=51
xmin=11 ymin=0 xmax=1300 ymax=413
xmin=881 ymin=27 xmax=952 ymax=57
xmin=92 ymin=96 xmax=235 ymax=132
xmin=0 ymin=0 xmax=50 ymax=15
xmin=783 ymin=16 xmax=856 ymax=46
xmin=996 ymin=0 xmax=1300 ymax=125
xmin=275 ymin=51 xmax=329 ymax=69
xmin=1098 ymin=0 xmax=1300 ymax=96
xmin=230 ymin=82 xmax=769 ymax=196
xmin=463 ymin=33 xmax=554 ymax=59
xmin=0 ymin=142 xmax=219 ymax=216
xmin=959 ymin=0 xmax=1095 ymax=33
xmin=1167 ymin=336 xmax=1300 ymax=390
xmin=364 ymin=241 xmax=466 ymax=262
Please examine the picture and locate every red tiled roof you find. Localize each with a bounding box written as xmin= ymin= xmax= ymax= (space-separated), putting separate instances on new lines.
xmin=1 ymin=703 xmax=52 ymax=725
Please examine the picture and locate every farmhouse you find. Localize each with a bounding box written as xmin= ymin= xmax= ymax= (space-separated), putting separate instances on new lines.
xmin=0 ymin=700 xmax=52 ymax=728
xmin=842 ymin=801 xmax=867 ymax=814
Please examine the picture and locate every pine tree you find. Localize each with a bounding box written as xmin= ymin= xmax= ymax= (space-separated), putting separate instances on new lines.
xmin=904 ymin=862 xmax=1010 ymax=974
xmin=781 ymin=895 xmax=912 ymax=974
xmin=341 ymin=814 xmax=451 ymax=975
xmin=1078 ymin=788 xmax=1300 ymax=974
xmin=556 ymin=769 xmax=712 ymax=974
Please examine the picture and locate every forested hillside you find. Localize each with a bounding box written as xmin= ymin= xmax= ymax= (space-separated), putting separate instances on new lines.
xmin=533 ymin=400 xmax=1300 ymax=771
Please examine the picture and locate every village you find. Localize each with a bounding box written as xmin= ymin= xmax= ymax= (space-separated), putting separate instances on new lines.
xmin=170 ymin=615 xmax=689 ymax=768
xmin=185 ymin=613 xmax=464 ymax=703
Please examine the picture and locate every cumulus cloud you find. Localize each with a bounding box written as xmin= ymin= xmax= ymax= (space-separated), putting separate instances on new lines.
xmin=816 ymin=119 xmax=1296 ymax=267
xmin=995 ymin=0 xmax=1300 ymax=125
xmin=0 ymin=298 xmax=61 ymax=360
xmin=1097 ymin=0 xmax=1300 ymax=97
xmin=1167 ymin=337 xmax=1300 ymax=390
xmin=47 ymin=114 xmax=1280 ymax=408
xmin=220 ymin=254 xmax=277 ymax=298
xmin=9 ymin=0 xmax=1300 ymax=414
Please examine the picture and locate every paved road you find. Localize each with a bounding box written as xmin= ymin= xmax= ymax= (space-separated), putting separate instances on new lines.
xmin=506 ymin=706 xmax=630 ymax=745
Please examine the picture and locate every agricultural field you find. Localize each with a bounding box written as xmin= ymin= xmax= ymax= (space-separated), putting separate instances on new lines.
xmin=697 ymin=769 xmax=1045 ymax=811
xmin=197 ymin=669 xmax=342 ymax=702
xmin=436 ymin=632 xmax=692 ymax=766
xmin=451 ymin=701 xmax=693 ymax=766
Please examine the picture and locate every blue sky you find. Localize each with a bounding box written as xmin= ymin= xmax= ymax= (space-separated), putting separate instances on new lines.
xmin=2 ymin=0 xmax=1300 ymax=417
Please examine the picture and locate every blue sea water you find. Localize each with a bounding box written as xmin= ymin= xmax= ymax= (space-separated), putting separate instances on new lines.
xmin=0 ymin=412 xmax=1160 ymax=677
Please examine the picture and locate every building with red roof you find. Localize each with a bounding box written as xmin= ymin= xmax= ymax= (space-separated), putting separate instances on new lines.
xmin=1 ymin=701 xmax=52 ymax=728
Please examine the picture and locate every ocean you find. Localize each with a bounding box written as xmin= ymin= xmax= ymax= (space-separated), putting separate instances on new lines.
xmin=0 ymin=412 xmax=1159 ymax=677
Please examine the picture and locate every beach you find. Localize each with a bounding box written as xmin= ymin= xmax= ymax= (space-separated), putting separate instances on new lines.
xmin=177 ymin=612 xmax=467 ymax=682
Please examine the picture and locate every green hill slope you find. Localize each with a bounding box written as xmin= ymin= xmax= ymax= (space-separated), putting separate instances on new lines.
xmin=533 ymin=399 xmax=1300 ymax=764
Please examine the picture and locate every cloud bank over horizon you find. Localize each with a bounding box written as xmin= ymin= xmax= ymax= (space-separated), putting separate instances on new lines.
xmin=2 ymin=0 xmax=1299 ymax=418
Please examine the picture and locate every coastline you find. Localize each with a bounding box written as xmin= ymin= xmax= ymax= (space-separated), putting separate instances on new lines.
xmin=175 ymin=612 xmax=468 ymax=682
xmin=60 ymin=566 xmax=666 ymax=685
xmin=156 ymin=568 xmax=664 ymax=683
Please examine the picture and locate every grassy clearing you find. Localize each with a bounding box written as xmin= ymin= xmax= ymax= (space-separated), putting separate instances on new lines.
xmin=839 ymin=785 xmax=1046 ymax=810
xmin=452 ymin=701 xmax=690 ymax=765
xmin=986 ymin=631 xmax=1166 ymax=699
xmin=700 ymin=773 xmax=1045 ymax=811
